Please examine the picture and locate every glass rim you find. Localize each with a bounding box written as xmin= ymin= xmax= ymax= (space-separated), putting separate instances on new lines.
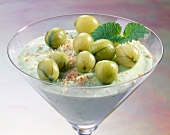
xmin=7 ymin=13 xmax=164 ymax=89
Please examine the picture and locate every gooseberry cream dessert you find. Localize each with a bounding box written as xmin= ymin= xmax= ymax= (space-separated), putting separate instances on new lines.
xmin=18 ymin=15 xmax=152 ymax=125
xmin=18 ymin=15 xmax=152 ymax=86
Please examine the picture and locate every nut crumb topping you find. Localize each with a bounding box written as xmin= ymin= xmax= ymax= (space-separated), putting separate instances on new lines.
xmin=146 ymin=54 xmax=152 ymax=59
xmin=138 ymin=73 xmax=142 ymax=77
xmin=25 ymin=58 xmax=30 ymax=62
xmin=38 ymin=46 xmax=43 ymax=50
xmin=61 ymin=68 xmax=79 ymax=83
xmin=70 ymin=34 xmax=74 ymax=39
xmin=29 ymin=66 xmax=35 ymax=70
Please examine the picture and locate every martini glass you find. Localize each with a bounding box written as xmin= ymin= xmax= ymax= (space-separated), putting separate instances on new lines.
xmin=7 ymin=14 xmax=163 ymax=135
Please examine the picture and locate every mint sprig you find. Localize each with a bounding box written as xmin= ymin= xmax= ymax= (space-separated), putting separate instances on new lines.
xmin=91 ymin=22 xmax=149 ymax=44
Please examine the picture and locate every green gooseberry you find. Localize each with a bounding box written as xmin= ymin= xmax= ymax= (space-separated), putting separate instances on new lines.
xmin=95 ymin=60 xmax=118 ymax=84
xmin=116 ymin=42 xmax=140 ymax=68
xmin=37 ymin=58 xmax=59 ymax=82
xmin=51 ymin=51 xmax=70 ymax=71
xmin=74 ymin=15 xmax=99 ymax=34
xmin=45 ymin=27 xmax=66 ymax=49
xmin=89 ymin=39 xmax=116 ymax=62
xmin=73 ymin=32 xmax=94 ymax=53
xmin=76 ymin=51 xmax=96 ymax=73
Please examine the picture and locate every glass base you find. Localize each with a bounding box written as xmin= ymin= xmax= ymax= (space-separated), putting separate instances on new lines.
xmin=70 ymin=123 xmax=98 ymax=135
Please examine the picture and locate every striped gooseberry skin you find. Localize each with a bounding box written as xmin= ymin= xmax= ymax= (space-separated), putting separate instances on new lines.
xmin=73 ymin=32 xmax=94 ymax=53
xmin=76 ymin=51 xmax=96 ymax=73
xmin=74 ymin=15 xmax=99 ymax=34
xmin=45 ymin=27 xmax=66 ymax=49
xmin=51 ymin=51 xmax=70 ymax=71
xmin=37 ymin=58 xmax=59 ymax=82
xmin=116 ymin=42 xmax=140 ymax=68
xmin=89 ymin=39 xmax=116 ymax=62
xmin=95 ymin=60 xmax=118 ymax=84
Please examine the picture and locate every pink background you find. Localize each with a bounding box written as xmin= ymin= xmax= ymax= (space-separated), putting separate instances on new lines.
xmin=1 ymin=0 xmax=170 ymax=134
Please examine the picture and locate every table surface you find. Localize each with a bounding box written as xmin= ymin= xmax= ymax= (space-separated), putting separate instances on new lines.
xmin=1 ymin=0 xmax=170 ymax=135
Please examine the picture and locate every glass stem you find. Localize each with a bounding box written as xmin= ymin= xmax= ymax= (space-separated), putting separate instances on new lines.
xmin=78 ymin=133 xmax=92 ymax=135
xmin=70 ymin=123 xmax=97 ymax=135
xmin=77 ymin=127 xmax=97 ymax=135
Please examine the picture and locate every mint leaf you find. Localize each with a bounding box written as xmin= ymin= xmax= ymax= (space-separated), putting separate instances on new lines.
xmin=91 ymin=22 xmax=149 ymax=44
xmin=91 ymin=22 xmax=122 ymax=43
xmin=119 ymin=22 xmax=149 ymax=44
